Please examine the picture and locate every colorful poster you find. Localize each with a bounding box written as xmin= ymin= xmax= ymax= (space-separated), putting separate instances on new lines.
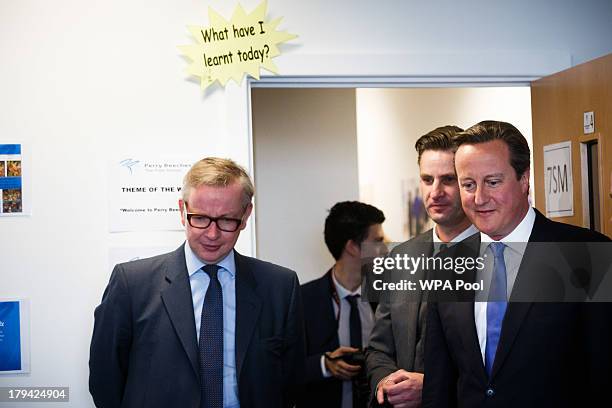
xmin=0 ymin=300 xmax=30 ymax=374
xmin=108 ymin=156 xmax=198 ymax=232
xmin=0 ymin=144 xmax=28 ymax=216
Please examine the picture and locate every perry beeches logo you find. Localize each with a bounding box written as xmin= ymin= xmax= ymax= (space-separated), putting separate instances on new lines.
xmin=119 ymin=159 xmax=191 ymax=175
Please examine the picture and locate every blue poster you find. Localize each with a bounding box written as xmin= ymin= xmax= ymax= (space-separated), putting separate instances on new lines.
xmin=0 ymin=143 xmax=24 ymax=214
xmin=0 ymin=301 xmax=21 ymax=371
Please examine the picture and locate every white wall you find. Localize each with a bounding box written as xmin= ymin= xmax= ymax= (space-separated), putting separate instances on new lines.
xmin=252 ymin=88 xmax=359 ymax=284
xmin=1 ymin=0 xmax=611 ymax=406
xmin=356 ymin=87 xmax=533 ymax=242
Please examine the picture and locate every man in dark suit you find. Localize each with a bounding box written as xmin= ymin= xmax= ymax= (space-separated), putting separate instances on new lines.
xmin=423 ymin=121 xmax=611 ymax=407
xmin=89 ymin=157 xmax=305 ymax=408
xmin=298 ymin=201 xmax=386 ymax=408
xmin=366 ymin=126 xmax=477 ymax=408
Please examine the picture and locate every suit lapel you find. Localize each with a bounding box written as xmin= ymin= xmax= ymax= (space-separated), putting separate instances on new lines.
xmin=441 ymin=233 xmax=488 ymax=380
xmin=490 ymin=210 xmax=548 ymax=378
xmin=323 ymin=270 xmax=340 ymax=346
xmin=234 ymin=252 xmax=262 ymax=380
xmin=410 ymin=231 xmax=433 ymax=327
xmin=393 ymin=231 xmax=432 ymax=368
xmin=449 ymin=301 xmax=488 ymax=380
xmin=452 ymin=237 xmax=487 ymax=379
xmin=490 ymin=302 xmax=532 ymax=378
xmin=160 ymin=245 xmax=200 ymax=378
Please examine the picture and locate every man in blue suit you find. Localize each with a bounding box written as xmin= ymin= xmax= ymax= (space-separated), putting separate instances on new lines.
xmin=423 ymin=121 xmax=611 ymax=407
xmin=90 ymin=157 xmax=305 ymax=408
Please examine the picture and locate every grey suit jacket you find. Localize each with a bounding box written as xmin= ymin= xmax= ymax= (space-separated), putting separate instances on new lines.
xmin=365 ymin=230 xmax=433 ymax=404
xmin=89 ymin=244 xmax=305 ymax=408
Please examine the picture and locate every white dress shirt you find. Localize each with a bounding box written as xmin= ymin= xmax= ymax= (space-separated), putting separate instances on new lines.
xmin=474 ymin=207 xmax=536 ymax=362
xmin=432 ymin=224 xmax=479 ymax=255
xmin=185 ymin=243 xmax=240 ymax=408
xmin=320 ymin=271 xmax=375 ymax=408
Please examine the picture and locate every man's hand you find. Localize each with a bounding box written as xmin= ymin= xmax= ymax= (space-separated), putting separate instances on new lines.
xmin=324 ymin=346 xmax=362 ymax=380
xmin=376 ymin=369 xmax=423 ymax=408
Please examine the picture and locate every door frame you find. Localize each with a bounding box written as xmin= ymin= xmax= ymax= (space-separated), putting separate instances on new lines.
xmin=245 ymin=74 xmax=537 ymax=254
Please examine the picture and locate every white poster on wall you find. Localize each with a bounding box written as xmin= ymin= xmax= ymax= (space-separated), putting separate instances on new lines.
xmin=108 ymin=157 xmax=197 ymax=232
xmin=543 ymin=141 xmax=574 ymax=218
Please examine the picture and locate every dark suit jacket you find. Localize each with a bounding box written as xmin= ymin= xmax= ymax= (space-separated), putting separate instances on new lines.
xmin=365 ymin=229 xmax=433 ymax=405
xmin=297 ymin=270 xmax=375 ymax=408
xmin=423 ymin=209 xmax=612 ymax=408
xmin=89 ymin=245 xmax=305 ymax=408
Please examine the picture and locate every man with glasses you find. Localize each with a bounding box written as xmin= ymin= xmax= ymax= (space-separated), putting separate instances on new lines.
xmin=90 ymin=157 xmax=305 ymax=408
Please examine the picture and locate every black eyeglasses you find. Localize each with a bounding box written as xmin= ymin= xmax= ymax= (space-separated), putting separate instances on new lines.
xmin=184 ymin=204 xmax=244 ymax=232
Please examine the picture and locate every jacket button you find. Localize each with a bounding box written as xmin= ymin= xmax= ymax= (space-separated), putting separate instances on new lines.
xmin=486 ymin=388 xmax=495 ymax=397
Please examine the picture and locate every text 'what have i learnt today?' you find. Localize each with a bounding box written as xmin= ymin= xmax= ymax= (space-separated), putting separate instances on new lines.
xmin=179 ymin=1 xmax=297 ymax=90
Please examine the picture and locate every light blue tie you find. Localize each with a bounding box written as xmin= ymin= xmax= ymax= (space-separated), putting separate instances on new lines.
xmin=485 ymin=242 xmax=507 ymax=377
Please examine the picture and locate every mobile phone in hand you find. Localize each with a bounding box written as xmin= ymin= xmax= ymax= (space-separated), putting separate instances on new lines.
xmin=341 ymin=349 xmax=365 ymax=366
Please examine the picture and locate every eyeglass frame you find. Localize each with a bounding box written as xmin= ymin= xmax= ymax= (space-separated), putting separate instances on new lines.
xmin=183 ymin=203 xmax=247 ymax=232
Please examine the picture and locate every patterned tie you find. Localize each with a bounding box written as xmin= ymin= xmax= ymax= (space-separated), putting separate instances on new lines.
xmin=199 ymin=264 xmax=223 ymax=408
xmin=485 ymin=242 xmax=508 ymax=377
xmin=346 ymin=294 xmax=362 ymax=349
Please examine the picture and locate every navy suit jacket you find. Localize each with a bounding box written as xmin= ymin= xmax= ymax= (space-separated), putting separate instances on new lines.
xmin=89 ymin=245 xmax=305 ymax=408
xmin=423 ymin=210 xmax=612 ymax=408
xmin=297 ymin=270 xmax=376 ymax=408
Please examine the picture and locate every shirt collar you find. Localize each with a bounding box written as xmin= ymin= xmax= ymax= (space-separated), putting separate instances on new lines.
xmin=480 ymin=206 xmax=536 ymax=255
xmin=433 ymin=224 xmax=479 ymax=244
xmin=331 ymin=268 xmax=361 ymax=299
xmin=184 ymin=242 xmax=236 ymax=278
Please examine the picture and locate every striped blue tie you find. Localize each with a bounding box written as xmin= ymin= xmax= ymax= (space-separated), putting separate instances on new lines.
xmin=485 ymin=242 xmax=507 ymax=377
xmin=200 ymin=264 xmax=223 ymax=408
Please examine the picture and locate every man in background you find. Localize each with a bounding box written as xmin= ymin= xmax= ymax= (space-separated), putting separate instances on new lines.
xmin=298 ymin=201 xmax=386 ymax=408
xmin=366 ymin=125 xmax=477 ymax=408
xmin=90 ymin=157 xmax=305 ymax=408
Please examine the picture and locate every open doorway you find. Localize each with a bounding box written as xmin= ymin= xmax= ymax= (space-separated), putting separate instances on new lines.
xmin=251 ymin=86 xmax=532 ymax=283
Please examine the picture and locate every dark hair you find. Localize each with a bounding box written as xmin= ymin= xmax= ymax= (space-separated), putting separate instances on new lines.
xmin=415 ymin=125 xmax=464 ymax=164
xmin=324 ymin=201 xmax=385 ymax=260
xmin=454 ymin=121 xmax=530 ymax=179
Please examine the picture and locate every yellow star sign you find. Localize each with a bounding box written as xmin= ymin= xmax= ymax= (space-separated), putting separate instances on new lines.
xmin=179 ymin=1 xmax=297 ymax=90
